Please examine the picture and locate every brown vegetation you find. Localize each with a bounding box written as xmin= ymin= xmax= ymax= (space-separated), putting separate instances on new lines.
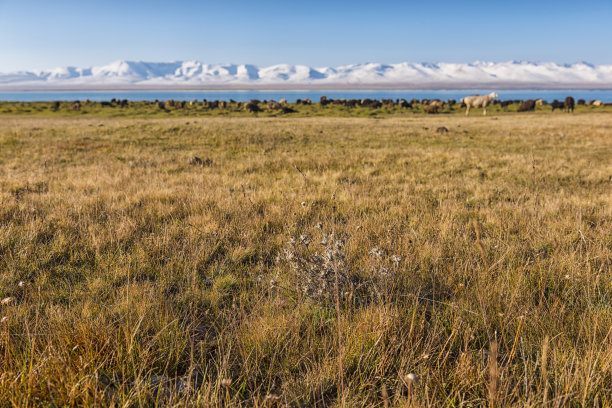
xmin=0 ymin=114 xmax=610 ymax=406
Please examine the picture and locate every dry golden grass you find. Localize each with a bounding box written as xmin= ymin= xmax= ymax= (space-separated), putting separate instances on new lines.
xmin=0 ymin=113 xmax=611 ymax=407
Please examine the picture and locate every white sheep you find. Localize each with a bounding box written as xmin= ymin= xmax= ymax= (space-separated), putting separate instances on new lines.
xmin=462 ymin=92 xmax=499 ymax=116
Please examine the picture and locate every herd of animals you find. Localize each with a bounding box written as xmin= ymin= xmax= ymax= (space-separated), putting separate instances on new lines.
xmin=52 ymin=94 xmax=608 ymax=115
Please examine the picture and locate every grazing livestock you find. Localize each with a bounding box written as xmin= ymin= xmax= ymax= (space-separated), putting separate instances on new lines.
xmin=424 ymin=105 xmax=439 ymax=114
xmin=279 ymin=99 xmax=287 ymax=104
xmin=280 ymin=106 xmax=297 ymax=114
xmin=592 ymin=100 xmax=603 ymax=106
xmin=382 ymin=99 xmax=395 ymax=107
xmin=100 ymin=101 xmax=112 ymax=107
xmin=550 ymin=100 xmax=564 ymax=111
xmin=429 ymin=100 xmax=444 ymax=109
xmin=360 ymin=99 xmax=382 ymax=109
xmin=51 ymin=101 xmax=61 ymax=111
xmin=244 ymin=100 xmax=262 ymax=113
xmin=535 ymin=99 xmax=544 ymax=106
xmin=577 ymin=99 xmax=586 ymax=105
xmin=518 ymin=100 xmax=536 ymax=112
xmin=564 ymin=96 xmax=575 ymax=113
xmin=71 ymin=101 xmax=81 ymax=111
xmin=550 ymin=99 xmax=573 ymax=112
xmin=462 ymin=92 xmax=498 ymax=116
xmin=399 ymin=99 xmax=412 ymax=108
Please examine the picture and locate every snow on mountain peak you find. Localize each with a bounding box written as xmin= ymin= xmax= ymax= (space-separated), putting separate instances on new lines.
xmin=1 ymin=60 xmax=611 ymax=88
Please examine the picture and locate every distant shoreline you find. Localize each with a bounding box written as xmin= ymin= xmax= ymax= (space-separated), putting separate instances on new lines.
xmin=2 ymin=82 xmax=612 ymax=92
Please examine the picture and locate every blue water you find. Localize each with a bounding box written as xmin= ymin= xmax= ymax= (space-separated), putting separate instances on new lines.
xmin=0 ymin=89 xmax=611 ymax=102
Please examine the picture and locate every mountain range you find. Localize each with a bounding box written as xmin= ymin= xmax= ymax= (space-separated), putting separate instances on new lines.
xmin=1 ymin=61 xmax=612 ymax=89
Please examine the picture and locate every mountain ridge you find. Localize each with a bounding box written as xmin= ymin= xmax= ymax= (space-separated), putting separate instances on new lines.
xmin=2 ymin=60 xmax=612 ymax=89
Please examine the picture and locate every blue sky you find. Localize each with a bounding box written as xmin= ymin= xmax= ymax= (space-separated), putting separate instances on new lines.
xmin=0 ymin=0 xmax=610 ymax=72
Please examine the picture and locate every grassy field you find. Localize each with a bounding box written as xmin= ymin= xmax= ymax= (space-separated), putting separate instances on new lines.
xmin=0 ymin=112 xmax=611 ymax=406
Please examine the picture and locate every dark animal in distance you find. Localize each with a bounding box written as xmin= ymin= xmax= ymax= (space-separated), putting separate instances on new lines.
xmin=244 ymin=100 xmax=262 ymax=113
xmin=551 ymin=100 xmax=570 ymax=112
xmin=399 ymin=99 xmax=412 ymax=108
xmin=518 ymin=100 xmax=536 ymax=112
xmin=280 ymin=106 xmax=297 ymax=114
xmin=564 ymin=96 xmax=575 ymax=113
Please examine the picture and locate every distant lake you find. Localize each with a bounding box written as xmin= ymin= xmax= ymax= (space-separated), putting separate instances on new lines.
xmin=1 ymin=89 xmax=611 ymax=102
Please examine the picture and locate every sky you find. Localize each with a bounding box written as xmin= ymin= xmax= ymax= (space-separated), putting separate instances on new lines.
xmin=1 ymin=0 xmax=611 ymax=72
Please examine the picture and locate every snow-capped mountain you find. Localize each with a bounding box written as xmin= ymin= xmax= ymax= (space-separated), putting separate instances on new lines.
xmin=1 ymin=60 xmax=611 ymax=89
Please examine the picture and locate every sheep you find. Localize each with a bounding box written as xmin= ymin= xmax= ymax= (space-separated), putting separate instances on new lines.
xmin=424 ymin=105 xmax=439 ymax=114
xmin=462 ymin=92 xmax=499 ymax=116
xmin=429 ymin=100 xmax=444 ymax=109
xmin=267 ymin=101 xmax=282 ymax=110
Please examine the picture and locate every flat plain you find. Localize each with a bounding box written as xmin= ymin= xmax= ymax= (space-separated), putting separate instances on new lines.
xmin=0 ymin=110 xmax=611 ymax=406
